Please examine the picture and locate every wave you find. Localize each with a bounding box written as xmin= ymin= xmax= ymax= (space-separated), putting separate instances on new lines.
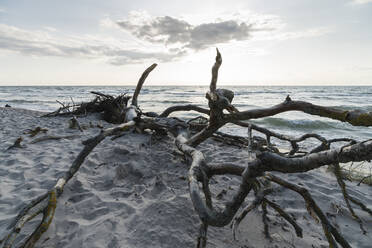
xmin=162 ymin=100 xmax=191 ymax=104
xmin=234 ymin=91 xmax=290 ymax=95
xmin=1 ymin=99 xmax=57 ymax=104
xmin=231 ymin=103 xmax=259 ymax=108
xmin=325 ymin=105 xmax=372 ymax=112
xmin=252 ymin=117 xmax=338 ymax=130
xmin=140 ymin=100 xmax=191 ymax=104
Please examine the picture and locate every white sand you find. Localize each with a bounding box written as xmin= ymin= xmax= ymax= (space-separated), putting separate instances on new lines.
xmin=0 ymin=107 xmax=371 ymax=248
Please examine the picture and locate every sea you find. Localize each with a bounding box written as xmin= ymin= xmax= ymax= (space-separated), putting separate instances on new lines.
xmin=1 ymin=85 xmax=372 ymax=170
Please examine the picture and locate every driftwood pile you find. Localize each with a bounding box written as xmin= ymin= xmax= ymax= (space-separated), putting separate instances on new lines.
xmin=42 ymin=91 xmax=131 ymax=123
xmin=2 ymin=50 xmax=372 ymax=248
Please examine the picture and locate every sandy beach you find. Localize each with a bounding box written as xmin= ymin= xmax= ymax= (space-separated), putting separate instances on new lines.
xmin=2 ymin=0 xmax=372 ymax=247
xmin=0 ymin=107 xmax=371 ymax=248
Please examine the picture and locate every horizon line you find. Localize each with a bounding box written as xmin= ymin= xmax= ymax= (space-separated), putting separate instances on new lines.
xmin=0 ymin=83 xmax=371 ymax=87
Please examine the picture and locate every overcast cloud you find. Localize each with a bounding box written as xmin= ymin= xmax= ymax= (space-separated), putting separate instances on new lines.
xmin=0 ymin=0 xmax=371 ymax=84
xmin=351 ymin=0 xmax=372 ymax=4
xmin=0 ymin=24 xmax=182 ymax=65
xmin=0 ymin=10 xmax=332 ymax=66
xmin=0 ymin=11 xmax=285 ymax=65
xmin=116 ymin=11 xmax=332 ymax=52
xmin=116 ymin=13 xmax=262 ymax=50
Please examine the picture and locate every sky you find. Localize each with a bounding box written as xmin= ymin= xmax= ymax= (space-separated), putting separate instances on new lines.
xmin=0 ymin=0 xmax=371 ymax=85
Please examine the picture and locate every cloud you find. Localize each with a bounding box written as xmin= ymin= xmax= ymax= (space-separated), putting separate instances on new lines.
xmin=253 ymin=27 xmax=332 ymax=41
xmin=0 ymin=11 xmax=331 ymax=66
xmin=108 ymin=49 xmax=185 ymax=65
xmin=99 ymin=17 xmax=118 ymax=29
xmin=351 ymin=0 xmax=372 ymax=4
xmin=43 ymin=26 xmax=57 ymax=32
xmin=353 ymin=66 xmax=372 ymax=71
xmin=0 ymin=23 xmax=181 ymax=65
xmin=116 ymin=11 xmax=330 ymax=50
xmin=116 ymin=11 xmax=263 ymax=50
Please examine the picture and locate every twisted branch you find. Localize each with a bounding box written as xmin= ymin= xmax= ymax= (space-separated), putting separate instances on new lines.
xmin=4 ymin=48 xmax=372 ymax=248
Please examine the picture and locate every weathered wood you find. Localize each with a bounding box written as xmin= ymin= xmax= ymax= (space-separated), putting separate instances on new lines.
xmin=333 ymin=163 xmax=366 ymax=234
xmin=4 ymin=49 xmax=372 ymax=248
xmin=2 ymin=120 xmax=137 ymax=248
xmin=264 ymin=199 xmax=303 ymax=238
xmin=210 ymin=48 xmax=221 ymax=93
xmin=131 ymin=63 xmax=157 ymax=107
xmin=159 ymin=105 xmax=209 ymax=118
xmin=256 ymin=140 xmax=372 ymax=174
xmin=90 ymin=91 xmax=114 ymax=100
xmin=232 ymin=188 xmax=273 ymax=240
xmin=69 ymin=116 xmax=84 ymax=132
xmin=24 ymin=127 xmax=48 ymax=137
xmin=30 ymin=135 xmax=80 ymax=144
xmin=6 ymin=137 xmax=23 ymax=150
xmin=267 ymin=174 xmax=351 ymax=248
xmin=227 ymin=98 xmax=372 ymax=127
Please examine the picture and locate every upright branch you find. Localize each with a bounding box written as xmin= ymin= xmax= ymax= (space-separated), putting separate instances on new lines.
xmin=2 ymin=63 xmax=162 ymax=248
xmin=187 ymin=48 xmax=236 ymax=147
xmin=210 ymin=48 xmax=222 ymax=93
xmin=125 ymin=63 xmax=157 ymax=122
xmin=131 ymin=63 xmax=157 ymax=107
xmin=169 ymin=49 xmax=372 ymax=247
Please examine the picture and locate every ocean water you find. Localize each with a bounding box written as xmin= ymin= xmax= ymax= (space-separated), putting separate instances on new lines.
xmin=1 ymin=85 xmax=372 ymax=144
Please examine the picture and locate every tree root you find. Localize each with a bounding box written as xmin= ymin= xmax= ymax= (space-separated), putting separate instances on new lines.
xmin=231 ymin=186 xmax=303 ymax=241
xmin=333 ymin=163 xmax=367 ymax=234
xmin=2 ymin=120 xmax=137 ymax=248
xmin=3 ymin=49 xmax=372 ymax=248
xmin=231 ymin=188 xmax=272 ymax=240
xmin=264 ymin=199 xmax=303 ymax=238
xmin=267 ymin=173 xmax=351 ymax=248
xmin=1 ymin=63 xmax=159 ymax=248
xmin=261 ymin=200 xmax=271 ymax=240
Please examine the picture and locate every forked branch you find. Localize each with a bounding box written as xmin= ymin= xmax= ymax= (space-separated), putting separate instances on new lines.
xmin=3 ymin=48 xmax=372 ymax=248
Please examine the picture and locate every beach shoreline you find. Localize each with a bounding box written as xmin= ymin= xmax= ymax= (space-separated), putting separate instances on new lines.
xmin=1 ymin=107 xmax=371 ymax=247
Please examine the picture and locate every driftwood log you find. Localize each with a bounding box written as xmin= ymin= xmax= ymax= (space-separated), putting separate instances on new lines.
xmin=2 ymin=49 xmax=372 ymax=248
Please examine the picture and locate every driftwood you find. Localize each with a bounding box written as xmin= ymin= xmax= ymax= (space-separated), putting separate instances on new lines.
xmin=68 ymin=116 xmax=83 ymax=132
xmin=42 ymin=92 xmax=131 ymax=124
xmin=30 ymin=135 xmax=81 ymax=144
xmin=23 ymin=127 xmax=48 ymax=137
xmin=6 ymin=137 xmax=23 ymax=150
xmin=2 ymin=50 xmax=372 ymax=248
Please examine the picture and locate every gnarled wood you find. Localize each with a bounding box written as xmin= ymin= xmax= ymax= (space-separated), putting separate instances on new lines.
xmin=131 ymin=63 xmax=157 ymax=107
xmin=159 ymin=105 xmax=209 ymax=118
xmin=4 ymin=49 xmax=372 ymax=248
xmin=227 ymin=99 xmax=372 ymax=127
xmin=210 ymin=48 xmax=222 ymax=93
xmin=2 ymin=121 xmax=137 ymax=248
